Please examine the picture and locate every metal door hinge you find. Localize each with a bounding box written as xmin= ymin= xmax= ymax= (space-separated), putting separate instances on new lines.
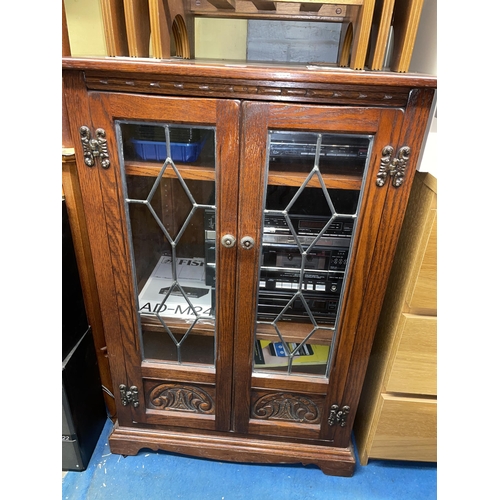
xmin=79 ymin=126 xmax=110 ymax=169
xmin=119 ymin=384 xmax=139 ymax=407
xmin=376 ymin=146 xmax=411 ymax=188
xmin=328 ymin=404 xmax=350 ymax=427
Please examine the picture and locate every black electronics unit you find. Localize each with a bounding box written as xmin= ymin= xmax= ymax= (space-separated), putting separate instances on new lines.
xmin=203 ymin=206 xmax=351 ymax=324
xmin=62 ymin=199 xmax=107 ymax=471
xmin=269 ymin=132 xmax=368 ymax=163
xmin=257 ymin=291 xmax=340 ymax=324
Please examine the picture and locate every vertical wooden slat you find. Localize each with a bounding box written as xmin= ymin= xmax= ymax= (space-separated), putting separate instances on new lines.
xmin=214 ymin=99 xmax=241 ymax=430
xmin=123 ymin=0 xmax=151 ymax=56
xmin=149 ymin=0 xmax=171 ymax=58
xmin=390 ymin=0 xmax=425 ymax=73
xmin=366 ymin=0 xmax=396 ymax=70
xmin=349 ymin=0 xmax=375 ymax=69
xmin=100 ymin=0 xmax=130 ymax=56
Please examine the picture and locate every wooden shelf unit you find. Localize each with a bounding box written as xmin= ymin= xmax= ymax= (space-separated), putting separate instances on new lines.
xmin=62 ymin=56 xmax=436 ymax=476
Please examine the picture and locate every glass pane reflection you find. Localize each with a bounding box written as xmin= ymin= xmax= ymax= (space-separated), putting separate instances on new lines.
xmin=255 ymin=130 xmax=372 ymax=376
xmin=119 ymin=122 xmax=217 ymax=366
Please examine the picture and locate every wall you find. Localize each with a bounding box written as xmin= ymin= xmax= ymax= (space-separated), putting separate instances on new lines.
xmin=64 ymin=0 xmax=106 ymax=56
xmin=195 ymin=18 xmax=247 ymax=60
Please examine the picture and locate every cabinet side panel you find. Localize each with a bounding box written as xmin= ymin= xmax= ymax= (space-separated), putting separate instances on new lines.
xmin=331 ymin=88 xmax=436 ymax=446
xmin=322 ymin=108 xmax=404 ymax=444
xmin=63 ymin=71 xmax=134 ymax=425
xmin=62 ymin=153 xmax=116 ymax=418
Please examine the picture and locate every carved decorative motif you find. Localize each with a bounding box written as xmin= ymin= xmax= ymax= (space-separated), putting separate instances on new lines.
xmin=252 ymin=393 xmax=320 ymax=423
xmin=328 ymin=404 xmax=350 ymax=427
xmin=390 ymin=146 xmax=411 ymax=187
xmin=376 ymin=145 xmax=394 ymax=187
xmin=119 ymin=384 xmax=139 ymax=408
xmin=79 ymin=126 xmax=110 ymax=169
xmin=85 ymin=76 xmax=409 ymax=107
xmin=376 ymin=145 xmax=411 ymax=188
xmin=148 ymin=384 xmax=215 ymax=414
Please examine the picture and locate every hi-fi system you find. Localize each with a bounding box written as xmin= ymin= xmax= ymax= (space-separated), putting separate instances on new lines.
xmin=258 ymin=213 xmax=352 ymax=324
xmin=204 ymin=209 xmax=353 ymax=325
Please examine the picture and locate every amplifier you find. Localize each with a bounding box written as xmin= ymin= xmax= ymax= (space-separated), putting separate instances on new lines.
xmin=261 ymin=245 xmax=349 ymax=272
xmin=259 ymin=268 xmax=343 ymax=295
xmin=257 ymin=290 xmax=339 ymax=324
xmin=263 ymin=214 xmax=354 ymax=247
xmin=269 ymin=132 xmax=369 ymax=163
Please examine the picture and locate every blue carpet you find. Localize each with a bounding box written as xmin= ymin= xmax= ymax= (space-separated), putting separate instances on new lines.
xmin=62 ymin=418 xmax=437 ymax=499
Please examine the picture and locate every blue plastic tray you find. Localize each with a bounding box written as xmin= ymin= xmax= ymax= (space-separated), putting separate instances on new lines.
xmin=131 ymin=137 xmax=206 ymax=162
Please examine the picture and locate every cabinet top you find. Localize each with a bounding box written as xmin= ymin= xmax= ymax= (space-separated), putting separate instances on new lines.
xmin=62 ymin=57 xmax=436 ymax=107
xmin=62 ymin=57 xmax=436 ymax=88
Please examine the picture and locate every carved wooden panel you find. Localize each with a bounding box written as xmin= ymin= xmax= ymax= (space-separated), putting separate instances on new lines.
xmin=144 ymin=381 xmax=216 ymax=414
xmin=250 ymin=390 xmax=324 ymax=424
xmin=84 ymin=74 xmax=410 ymax=107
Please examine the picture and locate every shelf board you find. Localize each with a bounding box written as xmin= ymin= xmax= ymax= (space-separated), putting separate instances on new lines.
xmin=141 ymin=314 xmax=216 ymax=336
xmin=126 ymin=161 xmax=361 ymax=189
xmin=256 ymin=321 xmax=334 ymax=345
xmin=125 ymin=161 xmax=215 ymax=181
xmin=190 ymin=0 xmax=354 ymax=21
xmin=268 ymin=170 xmax=362 ymax=190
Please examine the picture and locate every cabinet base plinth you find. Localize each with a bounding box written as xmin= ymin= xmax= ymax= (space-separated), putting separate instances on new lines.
xmin=108 ymin=424 xmax=356 ymax=477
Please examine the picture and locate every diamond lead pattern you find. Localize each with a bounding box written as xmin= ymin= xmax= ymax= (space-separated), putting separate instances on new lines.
xmin=257 ymin=131 xmax=367 ymax=375
xmin=125 ymin=124 xmax=216 ymax=364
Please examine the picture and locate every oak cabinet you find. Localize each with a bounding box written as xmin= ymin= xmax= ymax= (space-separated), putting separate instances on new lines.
xmin=62 ymin=57 xmax=436 ymax=476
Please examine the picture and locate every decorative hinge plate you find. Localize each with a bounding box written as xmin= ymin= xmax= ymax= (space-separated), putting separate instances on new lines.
xmin=376 ymin=145 xmax=411 ymax=188
xmin=119 ymin=384 xmax=139 ymax=407
xmin=79 ymin=126 xmax=110 ymax=169
xmin=328 ymin=404 xmax=350 ymax=427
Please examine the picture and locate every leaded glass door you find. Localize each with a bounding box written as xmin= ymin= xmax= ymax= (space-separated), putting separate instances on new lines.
xmin=87 ymin=93 xmax=240 ymax=431
xmin=233 ymin=102 xmax=404 ymax=443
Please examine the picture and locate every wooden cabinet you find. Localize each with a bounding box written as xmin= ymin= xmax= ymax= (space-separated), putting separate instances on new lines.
xmin=62 ymin=57 xmax=436 ymax=476
xmin=354 ymin=171 xmax=437 ymax=464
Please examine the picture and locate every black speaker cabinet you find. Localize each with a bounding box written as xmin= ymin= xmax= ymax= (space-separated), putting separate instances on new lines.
xmin=62 ymin=199 xmax=107 ymax=471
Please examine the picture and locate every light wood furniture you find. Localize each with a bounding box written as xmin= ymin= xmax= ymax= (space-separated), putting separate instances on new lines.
xmin=191 ymin=0 xmax=375 ymax=70
xmin=99 ymin=0 xmax=129 ymax=56
xmin=354 ymin=170 xmax=437 ymax=464
xmin=96 ymin=0 xmax=375 ymax=69
xmin=62 ymin=56 xmax=436 ymax=476
xmin=366 ymin=0 xmax=425 ymax=72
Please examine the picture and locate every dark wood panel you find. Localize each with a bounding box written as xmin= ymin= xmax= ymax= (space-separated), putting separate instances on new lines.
xmin=62 ymin=71 xmax=135 ymax=426
xmin=109 ymin=425 xmax=356 ymax=476
xmin=63 ymin=57 xmax=437 ymax=89
xmin=319 ymin=108 xmax=405 ymax=444
xmin=62 ymin=152 xmax=117 ymax=418
xmin=331 ymin=88 xmax=436 ymax=446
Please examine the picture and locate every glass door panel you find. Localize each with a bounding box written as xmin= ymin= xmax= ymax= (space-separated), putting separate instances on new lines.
xmin=254 ymin=131 xmax=372 ymax=377
xmin=118 ymin=122 xmax=217 ymax=366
